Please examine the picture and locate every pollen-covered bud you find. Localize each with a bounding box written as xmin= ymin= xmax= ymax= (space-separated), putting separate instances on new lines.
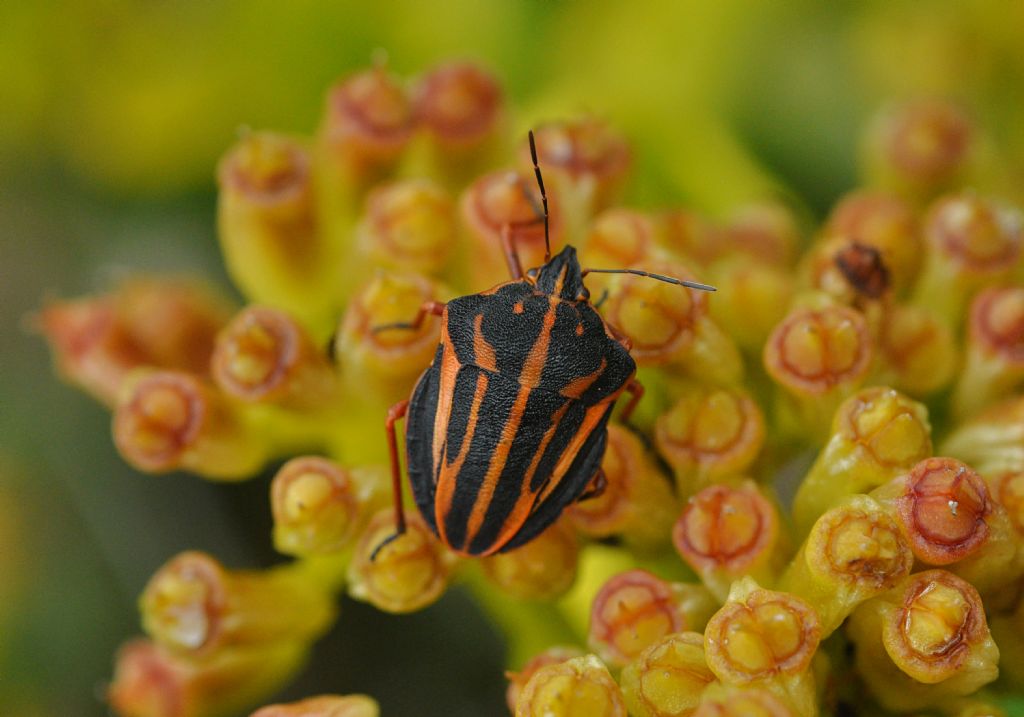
xmin=601 ymin=260 xmax=742 ymax=383
xmin=691 ymin=684 xmax=796 ymax=717
xmin=823 ymin=190 xmax=922 ymax=294
xmin=863 ymin=99 xmax=975 ymax=200
xmin=356 ymin=179 xmax=457 ymax=277
xmin=333 ymin=272 xmax=444 ymax=408
xmin=217 ymin=132 xmax=335 ymax=326
xmin=672 ymin=481 xmax=786 ymax=602
xmin=763 ymin=304 xmax=874 ymax=441
xmin=211 ymin=306 xmax=337 ymax=411
xmin=37 ymin=279 xmax=231 ymax=406
xmin=412 ymin=61 xmax=503 ymax=152
xmin=271 ymin=458 xmax=386 ymax=557
xmin=718 ymin=200 xmax=800 ymax=267
xmin=514 ymin=654 xmax=627 ymax=717
xmin=792 ymin=386 xmax=932 ymax=537
xmin=877 ymin=303 xmax=957 ymax=396
xmin=524 ymin=118 xmax=631 ymax=230
xmin=347 ymin=509 xmax=457 ymax=614
xmin=703 ymin=579 xmax=821 ymax=717
xmin=113 ymin=371 xmax=267 ymax=480
xmin=108 ymin=638 xmax=307 ymax=717
xmin=804 ymin=238 xmax=892 ymax=308
xmin=140 ymin=551 xmax=335 ymax=657
xmin=480 ymin=519 xmax=579 ymax=600
xmin=619 ymin=632 xmax=716 ymax=717
xmin=953 ymin=285 xmax=1024 ymax=418
xmin=566 ymin=424 xmax=678 ymax=552
xmin=505 ymin=646 xmax=586 ymax=713
xmin=461 ymin=168 xmax=565 ymax=285
xmin=250 ymin=694 xmax=380 ymax=717
xmin=779 ymin=495 xmax=913 ymax=637
xmin=913 ymin=193 xmax=1023 ymax=325
xmin=319 ymin=66 xmax=415 ymax=174
xmin=588 ymin=569 xmax=716 ymax=668
xmin=846 ymin=570 xmax=999 ymax=712
xmin=655 ymin=386 xmax=765 ymax=496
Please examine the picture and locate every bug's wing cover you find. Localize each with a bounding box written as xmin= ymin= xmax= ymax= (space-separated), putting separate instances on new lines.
xmin=405 ymin=349 xmax=442 ymax=536
xmin=497 ymin=409 xmax=611 ymax=552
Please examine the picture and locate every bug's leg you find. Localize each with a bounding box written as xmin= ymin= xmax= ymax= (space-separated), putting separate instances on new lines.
xmin=500 ymin=223 xmax=526 ymax=280
xmin=371 ymin=399 xmax=411 ymax=561
xmin=619 ymin=379 xmax=645 ymax=424
xmin=593 ymin=288 xmax=610 ymax=310
xmin=577 ymin=468 xmax=607 ymax=502
xmin=372 ymin=301 xmax=446 ymax=334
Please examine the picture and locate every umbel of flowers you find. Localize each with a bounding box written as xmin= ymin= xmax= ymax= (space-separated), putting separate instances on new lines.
xmin=38 ymin=60 xmax=1024 ymax=717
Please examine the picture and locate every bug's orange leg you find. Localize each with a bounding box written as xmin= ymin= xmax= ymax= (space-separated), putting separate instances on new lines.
xmin=371 ymin=399 xmax=411 ymax=561
xmin=577 ymin=468 xmax=607 ymax=502
xmin=500 ymin=223 xmax=526 ymax=280
xmin=371 ymin=301 xmax=446 ymax=334
xmin=619 ymin=379 xmax=644 ymax=424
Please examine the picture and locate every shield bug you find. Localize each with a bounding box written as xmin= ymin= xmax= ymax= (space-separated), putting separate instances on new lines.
xmin=373 ymin=131 xmax=714 ymax=557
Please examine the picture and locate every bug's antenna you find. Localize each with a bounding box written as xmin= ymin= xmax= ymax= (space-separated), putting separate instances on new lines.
xmin=528 ymin=130 xmax=551 ymax=262
xmin=581 ymin=268 xmax=716 ymax=292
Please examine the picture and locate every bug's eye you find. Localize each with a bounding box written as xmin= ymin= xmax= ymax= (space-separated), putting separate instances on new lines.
xmin=576 ymin=288 xmax=590 ymax=302
xmin=526 ymin=268 xmax=539 ymax=280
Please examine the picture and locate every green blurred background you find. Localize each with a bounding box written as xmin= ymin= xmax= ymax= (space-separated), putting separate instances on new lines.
xmin=2 ymin=1 xmax=1024 ymax=715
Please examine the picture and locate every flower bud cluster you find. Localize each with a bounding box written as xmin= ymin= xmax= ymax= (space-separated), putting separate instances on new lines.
xmin=37 ymin=63 xmax=1024 ymax=717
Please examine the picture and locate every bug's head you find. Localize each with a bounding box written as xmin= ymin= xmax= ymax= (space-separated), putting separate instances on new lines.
xmin=532 ymin=245 xmax=589 ymax=302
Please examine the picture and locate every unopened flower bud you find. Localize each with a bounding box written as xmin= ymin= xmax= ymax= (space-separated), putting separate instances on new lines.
xmin=319 ymin=67 xmax=415 ymax=175
xmin=692 ymin=684 xmax=796 ymax=717
xmin=719 ymin=200 xmax=800 ymax=267
xmin=655 ymin=387 xmax=765 ymax=496
xmin=707 ymin=258 xmax=793 ymax=353
xmin=461 ymin=169 xmax=565 ymax=285
xmin=38 ymin=278 xmax=231 ymax=406
xmin=823 ymin=190 xmax=921 ymax=293
xmin=672 ymin=481 xmax=786 ymax=601
xmin=620 ymin=632 xmax=716 ymax=717
xmin=140 ymin=551 xmax=335 ymax=657
xmin=108 ymin=638 xmax=307 ymax=717
xmin=113 ymin=371 xmax=267 ymax=480
xmin=566 ymin=424 xmax=677 ymax=552
xmin=524 ymin=118 xmax=631 ymax=232
xmin=413 ymin=61 xmax=503 ymax=153
xmin=942 ymin=395 xmax=1024 ymax=477
xmin=514 ymin=654 xmax=627 ymax=717
xmin=481 ymin=519 xmax=579 ymax=600
xmin=764 ymin=304 xmax=874 ymax=441
xmin=780 ymin=495 xmax=913 ymax=636
xmin=333 ymin=272 xmax=445 ymax=408
xmin=348 ymin=509 xmax=456 ymax=614
xmin=953 ymin=285 xmax=1024 ymax=417
xmin=588 ymin=569 xmax=716 ymax=668
xmin=250 ymin=694 xmax=380 ymax=717
xmin=703 ymin=579 xmax=820 ymax=717
xmin=217 ymin=132 xmax=334 ymax=326
xmin=877 ymin=303 xmax=957 ymax=396
xmin=505 ymin=646 xmax=586 ymax=713
xmin=660 ymin=209 xmax=718 ymax=266
xmin=211 ymin=306 xmax=337 ymax=411
xmin=847 ymin=570 xmax=999 ymax=712
xmin=913 ymin=193 xmax=1022 ymax=325
xmin=863 ymin=99 xmax=975 ymax=200
xmin=356 ymin=179 xmax=457 ymax=277
xmin=580 ymin=208 xmax=665 ymax=296
xmin=792 ymin=386 xmax=932 ymax=536
xmin=271 ymin=458 xmax=386 ymax=557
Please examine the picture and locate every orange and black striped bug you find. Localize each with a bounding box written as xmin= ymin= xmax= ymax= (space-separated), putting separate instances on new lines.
xmin=372 ymin=131 xmax=715 ymax=558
